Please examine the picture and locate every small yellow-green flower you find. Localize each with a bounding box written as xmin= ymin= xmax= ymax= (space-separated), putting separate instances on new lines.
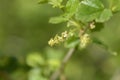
xmin=48 ymin=31 xmax=68 ymax=46
xmin=48 ymin=38 xmax=55 ymax=46
xmin=80 ymin=34 xmax=90 ymax=48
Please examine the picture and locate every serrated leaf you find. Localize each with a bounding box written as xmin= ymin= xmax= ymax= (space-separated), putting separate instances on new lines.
xmin=81 ymin=0 xmax=104 ymax=9
xmin=75 ymin=0 xmax=104 ymax=22
xmin=96 ymin=9 xmax=112 ymax=22
xmin=49 ymin=0 xmax=79 ymax=24
xmin=65 ymin=36 xmax=80 ymax=48
xmin=65 ymin=0 xmax=79 ymax=17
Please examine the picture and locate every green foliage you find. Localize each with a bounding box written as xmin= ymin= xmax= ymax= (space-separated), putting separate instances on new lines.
xmin=65 ymin=0 xmax=79 ymax=17
xmin=1 ymin=0 xmax=120 ymax=80
xmin=26 ymin=52 xmax=45 ymax=67
xmin=49 ymin=0 xmax=79 ymax=24
xmin=45 ymin=47 xmax=64 ymax=68
xmin=48 ymin=0 xmax=63 ymax=8
xmin=75 ymin=0 xmax=112 ymax=22
xmin=39 ymin=0 xmax=120 ymax=79
xmin=49 ymin=15 xmax=68 ymax=24
xmin=46 ymin=0 xmax=119 ymax=50
xmin=26 ymin=48 xmax=64 ymax=80
xmin=29 ymin=68 xmax=48 ymax=80
xmin=96 ymin=9 xmax=112 ymax=22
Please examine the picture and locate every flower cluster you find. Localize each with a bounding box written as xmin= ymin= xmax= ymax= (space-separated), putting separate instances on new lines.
xmin=48 ymin=31 xmax=68 ymax=46
xmin=80 ymin=33 xmax=90 ymax=48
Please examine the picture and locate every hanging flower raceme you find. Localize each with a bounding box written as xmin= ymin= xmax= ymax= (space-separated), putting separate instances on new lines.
xmin=48 ymin=31 xmax=68 ymax=46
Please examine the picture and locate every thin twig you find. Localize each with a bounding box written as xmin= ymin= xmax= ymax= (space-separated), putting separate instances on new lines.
xmin=50 ymin=48 xmax=75 ymax=80
xmin=80 ymin=22 xmax=92 ymax=35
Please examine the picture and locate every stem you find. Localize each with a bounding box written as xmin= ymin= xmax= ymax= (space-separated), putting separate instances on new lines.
xmin=80 ymin=22 xmax=93 ymax=36
xmin=50 ymin=21 xmax=93 ymax=80
xmin=50 ymin=48 xmax=76 ymax=80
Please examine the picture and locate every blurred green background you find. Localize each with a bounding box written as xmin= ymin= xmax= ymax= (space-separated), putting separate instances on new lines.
xmin=0 ymin=0 xmax=120 ymax=80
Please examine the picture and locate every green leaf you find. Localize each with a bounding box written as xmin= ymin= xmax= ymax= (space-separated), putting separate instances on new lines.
xmin=107 ymin=0 xmax=120 ymax=12
xmin=65 ymin=36 xmax=80 ymax=48
xmin=92 ymin=37 xmax=103 ymax=45
xmin=80 ymin=0 xmax=104 ymax=9
xmin=45 ymin=47 xmax=64 ymax=68
xmin=49 ymin=15 xmax=68 ymax=24
xmin=96 ymin=9 xmax=112 ymax=22
xmin=93 ymin=37 xmax=118 ymax=56
xmin=26 ymin=52 xmax=45 ymax=67
xmin=75 ymin=0 xmax=104 ymax=22
xmin=65 ymin=0 xmax=79 ymax=17
xmin=29 ymin=68 xmax=48 ymax=80
xmin=48 ymin=0 xmax=63 ymax=8
xmin=92 ymin=37 xmax=108 ymax=49
xmin=49 ymin=0 xmax=80 ymax=24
